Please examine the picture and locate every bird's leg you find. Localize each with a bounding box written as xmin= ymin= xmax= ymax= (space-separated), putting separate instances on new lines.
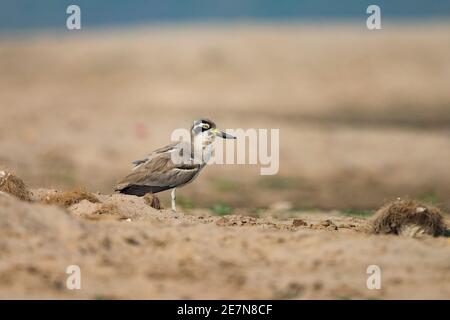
xmin=171 ymin=188 xmax=177 ymax=212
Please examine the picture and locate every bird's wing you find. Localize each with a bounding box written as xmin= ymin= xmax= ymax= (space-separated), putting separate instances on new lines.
xmin=131 ymin=142 xmax=182 ymax=168
xmin=115 ymin=149 xmax=203 ymax=193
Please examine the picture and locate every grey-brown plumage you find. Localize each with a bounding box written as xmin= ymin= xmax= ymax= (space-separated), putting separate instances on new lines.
xmin=114 ymin=119 xmax=235 ymax=211
xmin=115 ymin=141 xmax=205 ymax=196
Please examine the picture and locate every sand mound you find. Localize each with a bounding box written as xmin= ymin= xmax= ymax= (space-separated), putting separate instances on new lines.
xmin=40 ymin=188 xmax=99 ymax=207
xmin=0 ymin=195 xmax=81 ymax=241
xmin=69 ymin=200 xmax=126 ymax=221
xmin=0 ymin=192 xmax=449 ymax=299
xmin=371 ymin=199 xmax=447 ymax=237
xmin=0 ymin=170 xmax=32 ymax=201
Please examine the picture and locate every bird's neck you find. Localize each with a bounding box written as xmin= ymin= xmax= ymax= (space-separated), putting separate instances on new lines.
xmin=191 ymin=133 xmax=214 ymax=164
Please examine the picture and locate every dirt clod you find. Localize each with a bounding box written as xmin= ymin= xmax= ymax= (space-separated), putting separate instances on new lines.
xmin=293 ymin=219 xmax=307 ymax=227
xmin=216 ymin=216 xmax=258 ymax=227
xmin=311 ymin=219 xmax=338 ymax=230
xmin=144 ymin=194 xmax=162 ymax=210
xmin=319 ymin=219 xmax=333 ymax=227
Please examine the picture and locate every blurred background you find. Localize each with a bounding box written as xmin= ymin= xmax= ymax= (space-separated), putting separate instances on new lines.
xmin=1 ymin=1 xmax=450 ymax=211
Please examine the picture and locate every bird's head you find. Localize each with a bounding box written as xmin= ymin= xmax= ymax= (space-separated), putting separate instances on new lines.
xmin=190 ymin=119 xmax=236 ymax=145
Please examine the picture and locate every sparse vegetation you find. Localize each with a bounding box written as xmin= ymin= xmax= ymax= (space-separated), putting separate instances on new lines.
xmin=212 ymin=179 xmax=240 ymax=192
xmin=177 ymin=195 xmax=196 ymax=210
xmin=209 ymin=203 xmax=233 ymax=216
xmin=342 ymin=209 xmax=373 ymax=217
xmin=417 ymin=192 xmax=440 ymax=205
xmin=259 ymin=176 xmax=299 ymax=190
xmin=249 ymin=207 xmax=267 ymax=216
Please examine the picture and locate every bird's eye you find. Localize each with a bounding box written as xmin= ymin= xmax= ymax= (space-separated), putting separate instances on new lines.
xmin=202 ymin=123 xmax=210 ymax=129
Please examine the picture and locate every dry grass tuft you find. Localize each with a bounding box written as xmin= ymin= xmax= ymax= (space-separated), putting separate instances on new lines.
xmin=371 ymin=199 xmax=447 ymax=237
xmin=0 ymin=170 xmax=32 ymax=201
xmin=41 ymin=188 xmax=100 ymax=208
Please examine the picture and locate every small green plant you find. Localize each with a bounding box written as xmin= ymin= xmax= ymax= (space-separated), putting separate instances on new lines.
xmin=249 ymin=207 xmax=266 ymax=216
xmin=259 ymin=176 xmax=299 ymax=190
xmin=289 ymin=207 xmax=321 ymax=213
xmin=209 ymin=203 xmax=233 ymax=216
xmin=177 ymin=195 xmax=195 ymax=210
xmin=418 ymin=192 xmax=440 ymax=205
xmin=213 ymin=179 xmax=240 ymax=192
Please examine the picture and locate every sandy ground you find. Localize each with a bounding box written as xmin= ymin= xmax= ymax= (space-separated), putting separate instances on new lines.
xmin=0 ymin=189 xmax=449 ymax=299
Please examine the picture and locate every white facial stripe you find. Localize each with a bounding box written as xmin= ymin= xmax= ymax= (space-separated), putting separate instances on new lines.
xmin=193 ymin=123 xmax=204 ymax=130
xmin=193 ymin=122 xmax=211 ymax=132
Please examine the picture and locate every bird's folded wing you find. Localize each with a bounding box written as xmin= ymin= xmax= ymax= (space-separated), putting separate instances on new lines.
xmin=131 ymin=142 xmax=187 ymax=168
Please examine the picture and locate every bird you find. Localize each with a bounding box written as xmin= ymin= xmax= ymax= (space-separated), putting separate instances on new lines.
xmin=114 ymin=119 xmax=236 ymax=211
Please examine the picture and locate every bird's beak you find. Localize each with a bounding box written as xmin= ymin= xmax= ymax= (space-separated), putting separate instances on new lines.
xmin=215 ymin=129 xmax=236 ymax=139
